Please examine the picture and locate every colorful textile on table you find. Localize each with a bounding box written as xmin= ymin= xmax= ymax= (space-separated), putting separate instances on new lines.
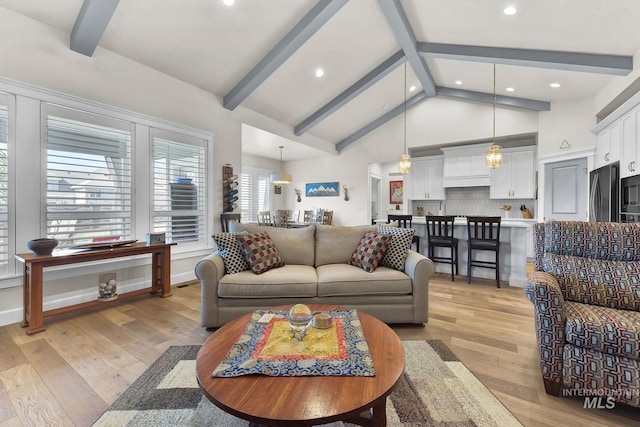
xmin=212 ymin=308 xmax=375 ymax=377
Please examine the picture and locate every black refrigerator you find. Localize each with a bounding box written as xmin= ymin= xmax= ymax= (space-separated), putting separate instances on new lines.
xmin=589 ymin=162 xmax=619 ymax=222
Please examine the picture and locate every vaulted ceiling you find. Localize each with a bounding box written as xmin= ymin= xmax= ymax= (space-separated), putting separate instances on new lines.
xmin=2 ymin=0 xmax=640 ymax=160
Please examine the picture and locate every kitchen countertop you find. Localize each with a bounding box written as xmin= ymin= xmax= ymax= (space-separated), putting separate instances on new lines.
xmin=377 ymin=217 xmax=539 ymax=226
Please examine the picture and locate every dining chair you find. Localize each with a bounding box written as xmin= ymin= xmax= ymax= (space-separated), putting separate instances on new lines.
xmin=425 ymin=215 xmax=458 ymax=281
xmin=274 ymin=210 xmax=290 ymax=228
xmin=321 ymin=210 xmax=333 ymax=225
xmin=303 ymin=210 xmax=316 ymax=223
xmin=466 ymin=216 xmax=501 ymax=288
xmin=257 ymin=211 xmax=273 ymax=226
xmin=387 ymin=214 xmax=419 ymax=252
xmin=220 ymin=213 xmax=241 ymax=232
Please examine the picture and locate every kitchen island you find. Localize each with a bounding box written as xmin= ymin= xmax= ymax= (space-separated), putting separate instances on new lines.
xmin=380 ymin=217 xmax=535 ymax=287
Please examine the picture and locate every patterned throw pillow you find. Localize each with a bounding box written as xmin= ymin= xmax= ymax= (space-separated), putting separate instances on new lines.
xmin=349 ymin=231 xmax=392 ymax=273
xmin=236 ymin=232 xmax=285 ymax=275
xmin=378 ymin=225 xmax=414 ymax=271
xmin=211 ymin=232 xmax=249 ymax=274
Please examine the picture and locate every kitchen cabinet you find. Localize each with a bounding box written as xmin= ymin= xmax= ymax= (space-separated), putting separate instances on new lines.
xmin=410 ymin=156 xmax=445 ymax=200
xmin=620 ymin=107 xmax=640 ymax=178
xmin=441 ymin=143 xmax=491 ymax=187
xmin=595 ymin=121 xmax=621 ymax=170
xmin=490 ymin=146 xmax=536 ymax=199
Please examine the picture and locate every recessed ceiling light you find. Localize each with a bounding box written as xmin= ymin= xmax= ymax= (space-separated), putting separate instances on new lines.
xmin=223 ymin=0 xmax=235 ymax=6
xmin=503 ymin=6 xmax=517 ymax=15
xmin=409 ymin=85 xmax=416 ymax=92
xmin=315 ymin=68 xmax=324 ymax=78
xmin=506 ymin=87 xmax=515 ymax=92
xmin=550 ymin=83 xmax=561 ymax=88
xmin=382 ymin=104 xmax=389 ymax=110
xmin=455 ymin=80 xmax=462 ymax=85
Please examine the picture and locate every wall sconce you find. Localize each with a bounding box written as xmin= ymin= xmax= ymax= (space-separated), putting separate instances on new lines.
xmin=343 ymin=185 xmax=349 ymax=201
xmin=294 ymin=188 xmax=301 ymax=202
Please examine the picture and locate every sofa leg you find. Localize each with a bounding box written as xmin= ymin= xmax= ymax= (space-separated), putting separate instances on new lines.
xmin=543 ymin=378 xmax=562 ymax=396
xmin=205 ymin=327 xmax=218 ymax=332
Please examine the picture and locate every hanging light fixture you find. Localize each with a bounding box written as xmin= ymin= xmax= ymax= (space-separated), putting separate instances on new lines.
xmin=486 ymin=63 xmax=503 ymax=169
xmin=270 ymin=145 xmax=292 ymax=184
xmin=398 ymin=61 xmax=412 ymax=174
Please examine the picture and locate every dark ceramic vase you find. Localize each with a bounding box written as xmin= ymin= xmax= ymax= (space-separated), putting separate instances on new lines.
xmin=27 ymin=238 xmax=58 ymax=256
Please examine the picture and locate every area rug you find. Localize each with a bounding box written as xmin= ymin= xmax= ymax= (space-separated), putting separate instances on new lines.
xmin=92 ymin=340 xmax=522 ymax=426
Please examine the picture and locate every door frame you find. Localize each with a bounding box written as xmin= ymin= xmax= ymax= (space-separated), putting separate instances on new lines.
xmin=537 ymin=148 xmax=594 ymax=221
xmin=368 ymin=171 xmax=382 ymax=224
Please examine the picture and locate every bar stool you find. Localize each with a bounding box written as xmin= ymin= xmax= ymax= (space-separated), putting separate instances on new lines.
xmin=425 ymin=215 xmax=458 ymax=281
xmin=387 ymin=214 xmax=420 ymax=252
xmin=466 ymin=216 xmax=501 ymax=288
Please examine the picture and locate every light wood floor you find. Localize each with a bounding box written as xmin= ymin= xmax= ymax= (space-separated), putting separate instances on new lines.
xmin=0 ymin=274 xmax=639 ymax=427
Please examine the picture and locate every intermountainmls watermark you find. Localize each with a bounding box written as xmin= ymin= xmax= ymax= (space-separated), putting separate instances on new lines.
xmin=563 ymin=388 xmax=640 ymax=409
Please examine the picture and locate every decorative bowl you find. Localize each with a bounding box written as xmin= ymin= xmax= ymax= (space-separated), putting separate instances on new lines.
xmin=176 ymin=177 xmax=192 ymax=184
xmin=27 ymin=238 xmax=58 ymax=256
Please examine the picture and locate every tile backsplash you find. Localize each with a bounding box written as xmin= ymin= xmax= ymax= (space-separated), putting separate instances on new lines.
xmin=411 ymin=187 xmax=536 ymax=219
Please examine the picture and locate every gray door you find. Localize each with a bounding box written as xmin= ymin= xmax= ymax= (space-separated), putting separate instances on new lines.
xmin=544 ymin=158 xmax=588 ymax=221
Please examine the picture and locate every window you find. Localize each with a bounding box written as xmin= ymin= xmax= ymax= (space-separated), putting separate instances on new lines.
xmin=240 ymin=165 xmax=271 ymax=223
xmin=45 ymin=106 xmax=132 ymax=246
xmin=152 ymin=130 xmax=206 ymax=244
xmin=0 ymin=105 xmax=7 ymax=273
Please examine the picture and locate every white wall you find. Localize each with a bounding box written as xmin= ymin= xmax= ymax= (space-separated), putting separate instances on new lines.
xmin=537 ymin=99 xmax=597 ymax=159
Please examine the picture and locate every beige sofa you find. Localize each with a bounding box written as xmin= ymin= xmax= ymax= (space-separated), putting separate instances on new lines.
xmin=195 ymin=222 xmax=435 ymax=328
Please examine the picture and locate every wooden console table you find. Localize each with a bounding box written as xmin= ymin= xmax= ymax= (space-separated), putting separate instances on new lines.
xmin=15 ymin=242 xmax=175 ymax=335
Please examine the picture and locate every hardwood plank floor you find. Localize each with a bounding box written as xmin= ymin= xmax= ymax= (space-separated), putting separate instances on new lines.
xmin=0 ymin=274 xmax=638 ymax=427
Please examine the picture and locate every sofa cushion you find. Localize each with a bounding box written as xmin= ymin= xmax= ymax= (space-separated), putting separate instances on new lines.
xmin=317 ymin=264 xmax=412 ymax=296
xmin=349 ymin=231 xmax=392 ymax=273
xmin=236 ymin=232 xmax=285 ymax=274
xmin=314 ymin=224 xmax=377 ymax=267
xmin=218 ymin=265 xmax=318 ymax=298
xmin=230 ymin=223 xmax=315 ymax=266
xmin=211 ymin=232 xmax=249 ymax=274
xmin=565 ymin=301 xmax=640 ymax=359
xmin=378 ymin=225 xmax=414 ymax=271
xmin=542 ymin=253 xmax=640 ymax=310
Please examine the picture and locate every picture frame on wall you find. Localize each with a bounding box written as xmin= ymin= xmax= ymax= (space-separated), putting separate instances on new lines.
xmin=389 ymin=180 xmax=403 ymax=204
xmin=305 ymin=182 xmax=339 ymax=197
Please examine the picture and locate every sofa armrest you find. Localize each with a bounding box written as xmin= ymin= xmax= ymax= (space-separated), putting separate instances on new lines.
xmin=524 ymin=271 xmax=566 ymax=393
xmin=404 ymin=250 xmax=435 ymax=324
xmin=195 ymin=252 xmax=225 ymax=328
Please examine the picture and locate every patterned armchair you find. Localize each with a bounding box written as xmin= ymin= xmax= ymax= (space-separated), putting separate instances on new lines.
xmin=524 ymin=221 xmax=640 ymax=408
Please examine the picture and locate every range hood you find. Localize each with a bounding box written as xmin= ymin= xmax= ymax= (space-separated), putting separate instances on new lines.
xmin=441 ymin=144 xmax=492 ymax=188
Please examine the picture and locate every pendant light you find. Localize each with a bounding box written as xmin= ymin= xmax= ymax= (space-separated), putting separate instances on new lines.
xmin=486 ymin=63 xmax=503 ymax=169
xmin=398 ymin=61 xmax=412 ymax=175
xmin=270 ymin=145 xmax=292 ymax=184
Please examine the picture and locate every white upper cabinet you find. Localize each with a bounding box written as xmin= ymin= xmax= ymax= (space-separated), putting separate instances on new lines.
xmin=595 ymin=121 xmax=621 ymax=169
xmin=620 ymin=107 xmax=639 ymax=178
xmin=490 ymin=146 xmax=536 ymax=199
xmin=441 ymin=143 xmax=491 ymax=187
xmin=410 ymin=156 xmax=445 ymax=200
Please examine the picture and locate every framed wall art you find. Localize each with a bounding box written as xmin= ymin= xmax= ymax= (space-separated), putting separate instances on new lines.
xmin=389 ymin=180 xmax=404 ymax=204
xmin=305 ymin=182 xmax=339 ymax=197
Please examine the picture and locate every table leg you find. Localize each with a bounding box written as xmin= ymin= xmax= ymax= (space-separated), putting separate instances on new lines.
xmin=152 ymin=247 xmax=172 ymax=298
xmin=20 ymin=263 xmax=29 ymax=328
xmin=344 ymin=398 xmax=387 ymax=427
xmin=25 ymin=264 xmax=45 ymax=335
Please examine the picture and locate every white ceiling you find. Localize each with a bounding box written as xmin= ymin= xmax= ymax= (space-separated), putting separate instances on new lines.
xmin=2 ymin=0 xmax=640 ymax=161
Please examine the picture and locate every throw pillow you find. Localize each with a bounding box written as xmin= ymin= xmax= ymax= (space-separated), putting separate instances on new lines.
xmin=378 ymin=225 xmax=415 ymax=271
xmin=349 ymin=231 xmax=392 ymax=273
xmin=211 ymin=232 xmax=249 ymax=274
xmin=236 ymin=232 xmax=285 ymax=274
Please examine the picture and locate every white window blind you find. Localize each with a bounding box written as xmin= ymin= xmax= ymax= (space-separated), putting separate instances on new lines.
xmin=0 ymin=106 xmax=8 ymax=272
xmin=240 ymin=166 xmax=271 ymax=223
xmin=152 ymin=135 xmax=206 ymax=243
xmin=46 ymin=111 xmax=132 ymax=246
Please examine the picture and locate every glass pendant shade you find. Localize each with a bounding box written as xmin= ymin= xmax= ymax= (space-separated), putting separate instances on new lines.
xmin=399 ymin=153 xmax=412 ymax=174
xmin=485 ymin=143 xmax=503 ymax=169
xmin=270 ymin=145 xmax=292 ymax=184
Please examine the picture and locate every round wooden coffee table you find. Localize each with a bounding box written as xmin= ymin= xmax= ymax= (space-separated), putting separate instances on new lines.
xmin=196 ymin=304 xmax=405 ymax=427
